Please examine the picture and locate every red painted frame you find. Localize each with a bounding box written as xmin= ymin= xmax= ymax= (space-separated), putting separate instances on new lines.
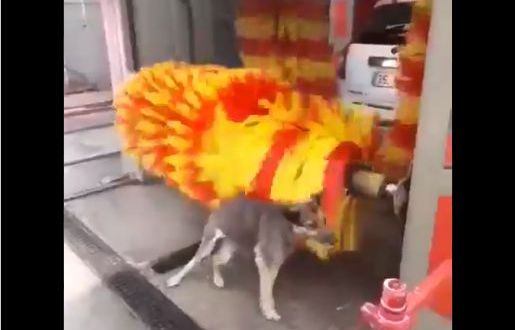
xmin=427 ymin=196 xmax=452 ymax=318
xmin=444 ymin=134 xmax=452 ymax=168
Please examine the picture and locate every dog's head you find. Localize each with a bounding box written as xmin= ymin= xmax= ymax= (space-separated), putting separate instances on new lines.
xmin=281 ymin=195 xmax=335 ymax=244
xmin=281 ymin=195 xmax=324 ymax=229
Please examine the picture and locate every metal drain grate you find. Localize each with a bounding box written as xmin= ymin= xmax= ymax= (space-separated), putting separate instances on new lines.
xmin=64 ymin=209 xmax=203 ymax=330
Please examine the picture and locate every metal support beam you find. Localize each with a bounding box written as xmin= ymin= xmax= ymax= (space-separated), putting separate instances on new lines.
xmin=100 ymin=0 xmax=147 ymax=181
xmin=400 ymin=0 xmax=452 ymax=328
xmin=100 ymin=0 xmax=134 ymax=90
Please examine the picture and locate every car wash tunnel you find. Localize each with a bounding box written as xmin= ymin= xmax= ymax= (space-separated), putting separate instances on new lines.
xmin=63 ymin=0 xmax=451 ymax=329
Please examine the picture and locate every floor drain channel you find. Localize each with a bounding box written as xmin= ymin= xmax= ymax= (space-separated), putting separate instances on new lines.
xmin=64 ymin=209 xmax=203 ymax=330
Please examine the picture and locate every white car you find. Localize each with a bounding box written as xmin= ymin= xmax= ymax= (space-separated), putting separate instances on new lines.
xmin=339 ymin=1 xmax=414 ymax=122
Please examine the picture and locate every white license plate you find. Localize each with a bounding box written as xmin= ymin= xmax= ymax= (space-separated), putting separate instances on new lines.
xmin=373 ymin=72 xmax=395 ymax=88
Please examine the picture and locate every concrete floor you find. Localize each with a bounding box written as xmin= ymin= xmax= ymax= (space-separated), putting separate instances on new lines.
xmin=64 ymin=126 xmax=121 ymax=165
xmin=64 ymin=110 xmax=115 ymax=134
xmin=64 ymin=243 xmax=146 ymax=330
xmin=145 ymin=252 xmax=379 ymax=330
xmin=65 ymin=184 xmax=207 ymax=265
xmin=64 ymin=155 xmax=123 ymax=198
xmin=63 ymin=117 xmax=404 ymax=330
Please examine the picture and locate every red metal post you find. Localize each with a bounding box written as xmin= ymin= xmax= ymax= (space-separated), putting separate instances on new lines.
xmin=360 ymin=259 xmax=451 ymax=330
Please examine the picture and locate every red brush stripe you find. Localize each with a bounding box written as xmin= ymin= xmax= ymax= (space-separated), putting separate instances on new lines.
xmin=180 ymin=165 xmax=217 ymax=203
xmin=331 ymin=0 xmax=349 ymax=38
xmin=239 ymin=0 xmax=328 ymax=21
xmin=322 ymin=142 xmax=362 ymax=229
xmin=218 ymin=75 xmax=285 ymax=122
xmin=362 ymin=121 xmax=381 ymax=163
xmin=238 ymin=0 xmax=276 ymax=15
xmin=278 ymin=3 xmax=330 ymax=21
xmin=388 ymin=122 xmax=418 ymax=152
xmin=188 ymin=181 xmax=217 ymax=204
xmin=296 ymin=79 xmax=337 ymax=99
xmin=398 ymin=58 xmax=425 ymax=86
xmin=189 ymin=100 xmax=217 ymax=132
xmin=239 ymin=38 xmax=333 ymax=62
xmin=165 ymin=177 xmax=177 ymax=187
xmin=395 ymin=76 xmax=423 ymax=96
xmin=409 ymin=12 xmax=431 ymax=44
xmin=249 ymin=129 xmax=304 ymax=200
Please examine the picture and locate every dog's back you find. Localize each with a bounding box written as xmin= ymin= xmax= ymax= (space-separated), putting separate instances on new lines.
xmin=205 ymin=195 xmax=294 ymax=255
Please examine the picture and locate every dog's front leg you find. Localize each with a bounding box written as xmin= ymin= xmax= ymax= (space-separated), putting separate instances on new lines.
xmin=254 ymin=245 xmax=281 ymax=321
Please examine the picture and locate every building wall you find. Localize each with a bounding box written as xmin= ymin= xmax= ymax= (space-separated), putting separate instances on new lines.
xmin=129 ymin=0 xmax=240 ymax=68
xmin=130 ymin=0 xmax=190 ymax=67
xmin=64 ymin=0 xmax=111 ymax=90
xmin=211 ymin=0 xmax=242 ymax=67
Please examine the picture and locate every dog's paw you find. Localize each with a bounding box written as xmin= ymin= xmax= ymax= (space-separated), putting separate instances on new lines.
xmin=166 ymin=276 xmax=182 ymax=287
xmin=213 ymin=274 xmax=224 ymax=288
xmin=262 ymin=308 xmax=281 ymax=321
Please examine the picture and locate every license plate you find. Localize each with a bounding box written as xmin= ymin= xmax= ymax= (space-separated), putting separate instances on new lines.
xmin=372 ymin=72 xmax=395 ymax=88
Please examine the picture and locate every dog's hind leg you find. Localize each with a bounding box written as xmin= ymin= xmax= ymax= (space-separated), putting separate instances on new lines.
xmin=254 ymin=244 xmax=282 ymax=321
xmin=166 ymin=228 xmax=225 ymax=287
xmin=212 ymin=240 xmax=235 ymax=288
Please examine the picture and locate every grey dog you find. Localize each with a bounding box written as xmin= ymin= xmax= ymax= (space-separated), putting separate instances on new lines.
xmin=166 ymin=195 xmax=333 ymax=321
